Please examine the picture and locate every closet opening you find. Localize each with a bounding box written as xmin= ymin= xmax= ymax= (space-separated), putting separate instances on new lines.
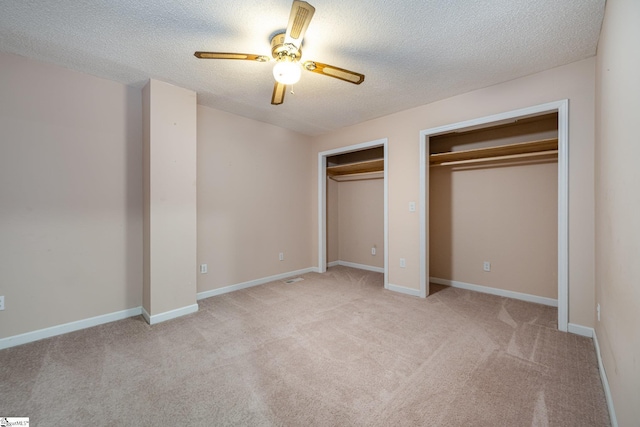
xmin=318 ymin=139 xmax=389 ymax=288
xmin=419 ymin=100 xmax=568 ymax=332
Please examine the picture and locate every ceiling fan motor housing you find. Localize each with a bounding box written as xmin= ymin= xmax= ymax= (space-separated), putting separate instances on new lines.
xmin=271 ymin=32 xmax=301 ymax=60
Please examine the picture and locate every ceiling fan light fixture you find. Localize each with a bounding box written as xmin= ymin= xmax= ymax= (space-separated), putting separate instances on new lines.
xmin=194 ymin=1 xmax=365 ymax=105
xmin=273 ymin=57 xmax=301 ymax=85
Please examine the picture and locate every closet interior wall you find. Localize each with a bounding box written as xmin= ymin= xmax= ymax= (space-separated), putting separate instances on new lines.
xmin=429 ymin=114 xmax=559 ymax=299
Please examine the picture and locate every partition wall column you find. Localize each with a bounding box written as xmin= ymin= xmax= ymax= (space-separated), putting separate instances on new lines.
xmin=142 ymin=79 xmax=198 ymax=324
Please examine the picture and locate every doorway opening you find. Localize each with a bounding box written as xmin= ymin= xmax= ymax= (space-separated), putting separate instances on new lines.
xmin=318 ymin=138 xmax=389 ymax=288
xmin=419 ymin=100 xmax=568 ymax=332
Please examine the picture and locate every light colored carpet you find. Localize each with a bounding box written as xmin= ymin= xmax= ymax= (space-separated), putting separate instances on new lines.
xmin=0 ymin=266 xmax=610 ymax=426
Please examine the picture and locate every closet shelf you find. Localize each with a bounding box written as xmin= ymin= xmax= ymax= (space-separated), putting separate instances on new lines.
xmin=326 ymin=158 xmax=384 ymax=177
xmin=429 ymin=138 xmax=558 ymax=166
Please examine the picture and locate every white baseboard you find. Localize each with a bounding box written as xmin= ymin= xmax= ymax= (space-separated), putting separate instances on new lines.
xmin=593 ymin=330 xmax=618 ymax=427
xmin=387 ymin=283 xmax=422 ymax=297
xmin=0 ymin=307 xmax=142 ymax=350
xmin=334 ymin=260 xmax=384 ymax=273
xmin=567 ymin=323 xmax=594 ymax=338
xmin=430 ymin=277 xmax=558 ymax=307
xmin=3 ymin=269 xmax=317 ymax=348
xmin=327 ymin=261 xmax=340 ymax=267
xmin=197 ymin=267 xmax=317 ymax=300
xmin=142 ymin=303 xmax=198 ymax=325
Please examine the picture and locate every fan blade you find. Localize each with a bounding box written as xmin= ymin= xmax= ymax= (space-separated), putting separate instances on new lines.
xmin=194 ymin=52 xmax=270 ymax=62
xmin=284 ymin=1 xmax=315 ymax=49
xmin=271 ymin=82 xmax=286 ymax=105
xmin=303 ymin=61 xmax=365 ymax=85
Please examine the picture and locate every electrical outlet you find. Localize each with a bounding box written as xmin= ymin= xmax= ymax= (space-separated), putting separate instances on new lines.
xmin=0 ymin=295 xmax=4 ymax=311
xmin=371 ymin=246 xmax=376 ymax=255
xmin=200 ymin=264 xmax=208 ymax=274
xmin=483 ymin=261 xmax=491 ymax=272
xmin=597 ymin=303 xmax=601 ymax=322
xmin=279 ymin=252 xmax=284 ymax=261
xmin=409 ymin=201 xmax=416 ymax=212
xmin=400 ymin=258 xmax=406 ymax=268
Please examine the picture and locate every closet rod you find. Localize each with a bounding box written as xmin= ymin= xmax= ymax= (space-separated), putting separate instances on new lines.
xmin=432 ymin=150 xmax=558 ymax=167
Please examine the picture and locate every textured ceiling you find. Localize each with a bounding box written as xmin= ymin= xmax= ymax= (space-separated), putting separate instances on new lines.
xmin=0 ymin=0 xmax=605 ymax=136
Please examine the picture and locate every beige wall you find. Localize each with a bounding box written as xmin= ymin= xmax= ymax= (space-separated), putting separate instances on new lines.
xmin=0 ymin=52 xmax=142 ymax=338
xmin=336 ymin=179 xmax=384 ymax=268
xmin=143 ymin=79 xmax=197 ymax=316
xmin=595 ymin=0 xmax=640 ymax=425
xmin=196 ymin=106 xmax=313 ymax=292
xmin=311 ymin=57 xmax=596 ymax=326
xmin=430 ymin=160 xmax=558 ymax=298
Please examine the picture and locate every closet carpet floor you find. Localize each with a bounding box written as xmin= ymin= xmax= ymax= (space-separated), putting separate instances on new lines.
xmin=0 ymin=266 xmax=610 ymax=426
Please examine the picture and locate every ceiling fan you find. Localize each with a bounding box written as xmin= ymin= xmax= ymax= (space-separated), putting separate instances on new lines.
xmin=194 ymin=0 xmax=365 ymax=105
